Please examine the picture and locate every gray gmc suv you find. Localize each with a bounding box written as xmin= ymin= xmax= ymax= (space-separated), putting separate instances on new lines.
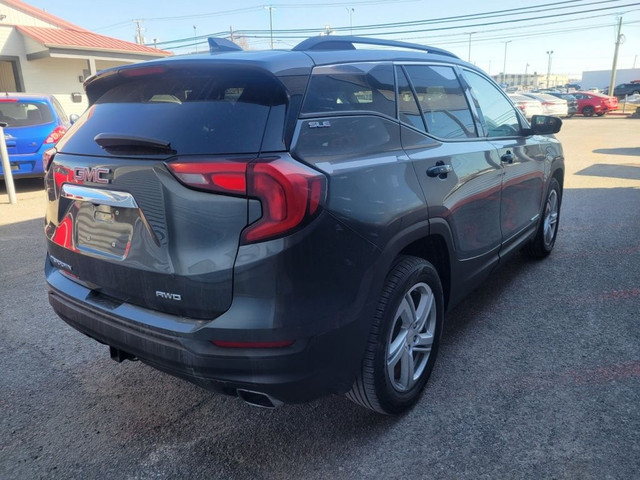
xmin=44 ymin=36 xmax=564 ymax=414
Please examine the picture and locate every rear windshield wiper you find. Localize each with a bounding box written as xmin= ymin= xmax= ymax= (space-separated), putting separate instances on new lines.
xmin=94 ymin=133 xmax=177 ymax=155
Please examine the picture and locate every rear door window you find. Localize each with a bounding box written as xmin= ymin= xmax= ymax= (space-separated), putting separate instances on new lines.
xmin=58 ymin=67 xmax=288 ymax=156
xmin=400 ymin=65 xmax=477 ymax=139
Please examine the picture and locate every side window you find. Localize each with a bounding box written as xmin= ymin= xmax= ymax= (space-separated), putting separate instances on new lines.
xmin=462 ymin=70 xmax=521 ymax=137
xmin=403 ymin=65 xmax=477 ymax=139
xmin=301 ymin=63 xmax=395 ymax=118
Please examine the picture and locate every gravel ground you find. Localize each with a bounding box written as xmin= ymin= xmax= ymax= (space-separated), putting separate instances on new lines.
xmin=1 ymin=117 xmax=639 ymax=479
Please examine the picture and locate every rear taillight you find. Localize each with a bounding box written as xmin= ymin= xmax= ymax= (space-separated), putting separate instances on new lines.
xmin=44 ymin=125 xmax=67 ymax=144
xmin=43 ymin=148 xmax=56 ymax=172
xmin=166 ymin=157 xmax=327 ymax=244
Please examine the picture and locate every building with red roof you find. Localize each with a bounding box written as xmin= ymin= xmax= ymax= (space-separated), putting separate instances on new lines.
xmin=0 ymin=0 xmax=171 ymax=114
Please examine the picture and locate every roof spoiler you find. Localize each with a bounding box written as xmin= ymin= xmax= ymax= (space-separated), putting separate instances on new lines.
xmin=292 ymin=36 xmax=459 ymax=59
xmin=208 ymin=37 xmax=243 ymax=53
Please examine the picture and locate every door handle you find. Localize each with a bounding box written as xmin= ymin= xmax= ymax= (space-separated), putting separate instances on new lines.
xmin=427 ymin=164 xmax=452 ymax=178
xmin=501 ymin=151 xmax=514 ymax=164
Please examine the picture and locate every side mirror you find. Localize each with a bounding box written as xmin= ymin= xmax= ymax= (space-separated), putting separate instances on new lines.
xmin=69 ymin=114 xmax=80 ymax=125
xmin=525 ymin=115 xmax=562 ymax=135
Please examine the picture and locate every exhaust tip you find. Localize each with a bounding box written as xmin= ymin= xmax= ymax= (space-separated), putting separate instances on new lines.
xmin=109 ymin=346 xmax=138 ymax=363
xmin=237 ymin=389 xmax=283 ymax=409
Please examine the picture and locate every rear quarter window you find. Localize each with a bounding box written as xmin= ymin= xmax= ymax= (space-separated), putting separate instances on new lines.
xmin=301 ymin=63 xmax=395 ymax=118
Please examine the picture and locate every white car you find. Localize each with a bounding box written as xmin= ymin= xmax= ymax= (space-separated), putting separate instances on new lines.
xmin=523 ymin=93 xmax=568 ymax=117
xmin=508 ymin=93 xmax=544 ymax=119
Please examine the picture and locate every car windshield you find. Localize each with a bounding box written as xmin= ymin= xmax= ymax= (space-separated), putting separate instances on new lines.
xmin=0 ymin=101 xmax=54 ymax=127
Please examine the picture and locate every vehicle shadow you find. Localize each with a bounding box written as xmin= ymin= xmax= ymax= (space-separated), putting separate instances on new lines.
xmin=575 ymin=163 xmax=640 ymax=180
xmin=592 ymin=147 xmax=640 ymax=157
xmin=0 ymin=177 xmax=44 ymax=195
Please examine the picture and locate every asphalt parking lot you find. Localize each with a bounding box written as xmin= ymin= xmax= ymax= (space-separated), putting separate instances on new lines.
xmin=1 ymin=117 xmax=639 ymax=479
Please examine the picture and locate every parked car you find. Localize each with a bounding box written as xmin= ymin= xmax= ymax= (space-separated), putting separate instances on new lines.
xmin=522 ymin=92 xmax=568 ymax=117
xmin=547 ymin=92 xmax=578 ymax=117
xmin=44 ymin=36 xmax=564 ymax=414
xmin=508 ymin=93 xmax=544 ymax=119
xmin=0 ymin=93 xmax=71 ymax=179
xmin=564 ymin=83 xmax=581 ymax=91
xmin=606 ymin=82 xmax=640 ymax=99
xmin=574 ymin=91 xmax=619 ymax=116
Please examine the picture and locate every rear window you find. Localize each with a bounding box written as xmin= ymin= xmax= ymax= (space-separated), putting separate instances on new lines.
xmin=301 ymin=63 xmax=395 ymax=118
xmin=0 ymin=101 xmax=54 ymax=127
xmin=58 ymin=68 xmax=288 ymax=156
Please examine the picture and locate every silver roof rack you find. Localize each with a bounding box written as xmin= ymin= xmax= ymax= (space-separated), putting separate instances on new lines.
xmin=292 ymin=36 xmax=459 ymax=59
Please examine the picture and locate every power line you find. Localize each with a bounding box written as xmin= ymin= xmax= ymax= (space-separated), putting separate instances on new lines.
xmin=153 ymin=0 xmax=639 ymax=47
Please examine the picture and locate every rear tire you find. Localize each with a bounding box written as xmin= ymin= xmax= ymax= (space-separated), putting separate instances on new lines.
xmin=524 ymin=178 xmax=561 ymax=259
xmin=582 ymin=106 xmax=594 ymax=117
xmin=346 ymin=256 xmax=444 ymax=414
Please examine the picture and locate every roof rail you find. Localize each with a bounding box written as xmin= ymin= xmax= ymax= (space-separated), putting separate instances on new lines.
xmin=208 ymin=37 xmax=243 ymax=53
xmin=292 ymin=36 xmax=459 ymax=59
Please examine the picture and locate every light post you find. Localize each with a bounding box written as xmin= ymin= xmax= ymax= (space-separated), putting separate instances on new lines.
xmin=546 ymin=50 xmax=554 ymax=88
xmin=524 ymin=62 xmax=530 ymax=87
xmin=346 ymin=7 xmax=354 ymax=35
xmin=502 ymin=40 xmax=512 ymax=85
xmin=265 ymin=6 xmax=275 ymax=49
xmin=193 ymin=25 xmax=197 ymax=53
xmin=467 ymin=32 xmax=476 ymax=63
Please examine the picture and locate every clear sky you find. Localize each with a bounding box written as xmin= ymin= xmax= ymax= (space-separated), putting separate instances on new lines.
xmin=32 ymin=0 xmax=640 ymax=79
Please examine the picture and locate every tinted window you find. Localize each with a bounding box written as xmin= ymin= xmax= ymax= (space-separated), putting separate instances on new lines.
xmin=403 ymin=65 xmax=476 ymax=139
xmin=302 ymin=63 xmax=395 ymax=118
xmin=397 ymin=67 xmax=425 ymax=130
xmin=0 ymin=101 xmax=54 ymax=127
xmin=462 ymin=70 xmax=521 ymax=137
xmin=58 ymin=68 xmax=287 ymax=156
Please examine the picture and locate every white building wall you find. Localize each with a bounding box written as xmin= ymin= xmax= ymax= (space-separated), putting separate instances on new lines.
xmin=22 ymin=57 xmax=89 ymax=115
xmin=581 ymin=69 xmax=640 ymax=90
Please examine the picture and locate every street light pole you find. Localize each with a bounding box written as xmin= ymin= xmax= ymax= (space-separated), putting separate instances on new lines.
xmin=467 ymin=32 xmax=476 ymax=63
xmin=193 ymin=25 xmax=198 ymax=53
xmin=546 ymin=50 xmax=554 ymax=88
xmin=502 ymin=40 xmax=512 ymax=85
xmin=346 ymin=7 xmax=354 ymax=35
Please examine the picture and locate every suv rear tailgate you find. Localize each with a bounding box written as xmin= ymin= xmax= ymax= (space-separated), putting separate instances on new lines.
xmin=45 ymin=153 xmax=250 ymax=319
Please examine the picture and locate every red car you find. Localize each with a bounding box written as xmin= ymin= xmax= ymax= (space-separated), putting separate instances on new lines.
xmin=573 ymin=92 xmax=618 ymax=117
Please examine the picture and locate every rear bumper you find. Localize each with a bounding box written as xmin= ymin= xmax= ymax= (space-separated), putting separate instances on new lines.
xmin=46 ymin=256 xmax=374 ymax=404
xmin=0 ymin=150 xmax=46 ymax=178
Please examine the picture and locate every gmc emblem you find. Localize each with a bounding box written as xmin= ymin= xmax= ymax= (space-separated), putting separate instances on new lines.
xmin=73 ymin=166 xmax=110 ymax=184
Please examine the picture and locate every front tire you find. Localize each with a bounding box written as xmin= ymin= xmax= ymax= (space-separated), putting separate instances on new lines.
xmin=583 ymin=106 xmax=595 ymax=117
xmin=347 ymin=256 xmax=444 ymax=414
xmin=524 ymin=177 xmax=561 ymax=258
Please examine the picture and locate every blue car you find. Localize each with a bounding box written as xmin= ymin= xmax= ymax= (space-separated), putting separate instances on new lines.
xmin=0 ymin=94 xmax=71 ymax=179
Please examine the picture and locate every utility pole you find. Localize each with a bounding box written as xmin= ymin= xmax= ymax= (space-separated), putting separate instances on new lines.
xmin=525 ymin=62 xmax=530 ymax=88
xmin=502 ymin=40 xmax=512 ymax=85
xmin=230 ymin=26 xmax=235 ymax=43
xmin=608 ymin=17 xmax=624 ymax=97
xmin=265 ymin=6 xmax=275 ymax=49
xmin=546 ymin=50 xmax=554 ymax=88
xmin=134 ymin=20 xmax=144 ymax=45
